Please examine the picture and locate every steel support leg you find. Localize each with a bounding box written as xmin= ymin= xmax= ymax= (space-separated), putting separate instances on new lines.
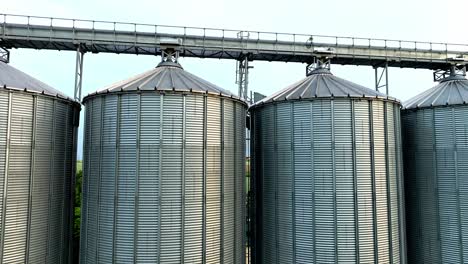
xmin=74 ymin=45 xmax=85 ymax=101
xmin=306 ymin=56 xmax=331 ymax=76
xmin=433 ymin=65 xmax=467 ymax=82
xmin=236 ymin=56 xmax=253 ymax=102
xmin=374 ymin=62 xmax=389 ymax=94
xmin=0 ymin=47 xmax=9 ymax=63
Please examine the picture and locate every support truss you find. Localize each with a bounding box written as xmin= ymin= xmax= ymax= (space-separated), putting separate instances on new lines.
xmin=0 ymin=47 xmax=9 ymax=63
xmin=74 ymin=45 xmax=85 ymax=101
xmin=236 ymin=54 xmax=253 ymax=102
xmin=306 ymin=56 xmax=331 ymax=76
xmin=160 ymin=46 xmax=180 ymax=63
xmin=433 ymin=64 xmax=467 ymax=82
xmin=374 ymin=62 xmax=389 ymax=95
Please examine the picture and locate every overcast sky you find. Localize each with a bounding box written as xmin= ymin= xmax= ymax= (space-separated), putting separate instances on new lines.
xmin=4 ymin=0 xmax=468 ymax=159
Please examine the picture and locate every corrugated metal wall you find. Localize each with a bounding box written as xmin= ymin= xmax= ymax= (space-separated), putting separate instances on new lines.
xmin=403 ymin=105 xmax=468 ymax=264
xmin=80 ymin=92 xmax=246 ymax=264
xmin=0 ymin=90 xmax=79 ymax=264
xmin=251 ymin=98 xmax=406 ymax=264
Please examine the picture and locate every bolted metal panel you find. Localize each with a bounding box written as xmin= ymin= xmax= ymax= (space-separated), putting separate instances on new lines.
xmin=0 ymin=89 xmax=79 ymax=264
xmin=0 ymin=62 xmax=78 ymax=102
xmin=81 ymin=87 xmax=247 ymax=263
xmin=403 ymin=77 xmax=468 ymax=109
xmin=402 ymin=76 xmax=468 ymax=264
xmin=403 ymin=106 xmax=468 ymax=264
xmin=251 ymin=86 xmax=405 ymax=263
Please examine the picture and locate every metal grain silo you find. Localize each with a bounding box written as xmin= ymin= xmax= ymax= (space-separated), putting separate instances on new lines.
xmin=80 ymin=60 xmax=247 ymax=264
xmin=250 ymin=66 xmax=406 ymax=264
xmin=0 ymin=61 xmax=80 ymax=263
xmin=402 ymin=69 xmax=468 ymax=264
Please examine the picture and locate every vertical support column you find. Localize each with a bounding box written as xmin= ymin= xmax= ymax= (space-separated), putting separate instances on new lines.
xmin=202 ymin=95 xmax=207 ymax=264
xmin=133 ymin=94 xmax=141 ymax=263
xmin=374 ymin=62 xmax=389 ymax=95
xmin=180 ymin=95 xmax=186 ymax=264
xmin=46 ymin=100 xmax=57 ymax=263
xmin=25 ymin=96 xmax=38 ymax=264
xmin=247 ymin=112 xmax=252 ymax=264
xmin=111 ymin=95 xmax=122 ymax=264
xmin=74 ymin=45 xmax=85 ymax=102
xmin=236 ymin=54 xmax=253 ymax=101
xmin=0 ymin=47 xmax=9 ymax=63
xmin=0 ymin=92 xmax=12 ymax=264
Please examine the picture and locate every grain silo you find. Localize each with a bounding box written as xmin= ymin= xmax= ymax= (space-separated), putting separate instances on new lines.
xmin=80 ymin=56 xmax=247 ymax=263
xmin=250 ymin=63 xmax=406 ymax=263
xmin=402 ymin=67 xmax=468 ymax=264
xmin=0 ymin=61 xmax=80 ymax=263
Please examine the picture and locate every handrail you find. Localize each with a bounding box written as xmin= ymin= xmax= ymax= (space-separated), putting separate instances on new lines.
xmin=1 ymin=13 xmax=468 ymax=54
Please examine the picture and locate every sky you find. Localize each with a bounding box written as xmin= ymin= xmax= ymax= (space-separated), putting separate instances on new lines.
xmin=4 ymin=0 xmax=468 ymax=159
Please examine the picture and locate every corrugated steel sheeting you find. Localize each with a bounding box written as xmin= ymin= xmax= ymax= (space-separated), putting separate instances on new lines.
xmin=254 ymin=68 xmax=398 ymax=105
xmin=403 ymin=76 xmax=468 ymax=264
xmin=80 ymin=63 xmax=247 ymax=264
xmin=0 ymin=62 xmax=77 ymax=102
xmin=0 ymin=88 xmax=79 ymax=264
xmin=403 ymin=76 xmax=468 ymax=109
xmin=87 ymin=61 xmax=240 ymax=100
xmin=251 ymin=69 xmax=406 ymax=264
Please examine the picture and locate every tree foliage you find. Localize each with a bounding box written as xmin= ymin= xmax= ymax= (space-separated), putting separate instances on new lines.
xmin=73 ymin=161 xmax=82 ymax=263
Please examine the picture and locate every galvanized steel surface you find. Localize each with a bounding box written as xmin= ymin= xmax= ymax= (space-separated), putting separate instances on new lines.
xmin=87 ymin=61 xmax=240 ymax=99
xmin=253 ymin=68 xmax=398 ymax=105
xmin=403 ymin=77 xmax=468 ymax=109
xmin=0 ymin=88 xmax=80 ymax=264
xmin=80 ymin=65 xmax=247 ymax=264
xmin=251 ymin=73 xmax=406 ymax=263
xmin=403 ymin=79 xmax=468 ymax=263
xmin=0 ymin=61 xmax=77 ymax=102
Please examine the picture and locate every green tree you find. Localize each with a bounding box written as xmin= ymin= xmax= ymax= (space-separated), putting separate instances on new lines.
xmin=73 ymin=161 xmax=82 ymax=263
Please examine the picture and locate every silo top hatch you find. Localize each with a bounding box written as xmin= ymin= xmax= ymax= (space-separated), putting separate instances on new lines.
xmin=251 ymin=68 xmax=399 ymax=109
xmin=403 ymin=74 xmax=468 ymax=110
xmin=0 ymin=61 xmax=77 ymax=103
xmin=83 ymin=61 xmax=246 ymax=104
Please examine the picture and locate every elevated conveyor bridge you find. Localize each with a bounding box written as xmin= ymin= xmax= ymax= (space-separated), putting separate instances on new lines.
xmin=1 ymin=13 xmax=467 ymax=100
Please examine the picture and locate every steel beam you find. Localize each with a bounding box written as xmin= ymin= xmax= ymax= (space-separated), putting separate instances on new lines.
xmin=1 ymin=14 xmax=468 ymax=69
xmin=236 ymin=55 xmax=253 ymax=101
xmin=0 ymin=47 xmax=9 ymax=63
xmin=433 ymin=64 xmax=467 ymax=82
xmin=374 ymin=63 xmax=389 ymax=95
xmin=74 ymin=45 xmax=84 ymax=101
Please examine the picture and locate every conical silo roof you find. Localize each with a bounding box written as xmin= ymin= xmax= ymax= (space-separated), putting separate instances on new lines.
xmin=252 ymin=68 xmax=398 ymax=107
xmin=0 ymin=61 xmax=76 ymax=102
xmin=84 ymin=61 xmax=242 ymax=101
xmin=403 ymin=75 xmax=468 ymax=109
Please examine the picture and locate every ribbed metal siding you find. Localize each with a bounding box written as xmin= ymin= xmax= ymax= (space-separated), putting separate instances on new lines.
xmin=0 ymin=90 xmax=79 ymax=264
xmin=403 ymin=105 xmax=468 ymax=264
xmin=80 ymin=92 xmax=246 ymax=264
xmin=252 ymin=98 xmax=405 ymax=264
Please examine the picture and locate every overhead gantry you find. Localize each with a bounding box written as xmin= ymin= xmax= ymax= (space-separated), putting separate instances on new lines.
xmin=1 ymin=13 xmax=467 ymax=101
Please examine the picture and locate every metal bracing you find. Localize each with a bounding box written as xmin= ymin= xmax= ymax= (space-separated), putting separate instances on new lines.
xmin=160 ymin=47 xmax=180 ymax=63
xmin=74 ymin=45 xmax=84 ymax=101
xmin=236 ymin=55 xmax=253 ymax=101
xmin=1 ymin=14 xmax=468 ymax=69
xmin=374 ymin=62 xmax=389 ymax=94
xmin=0 ymin=47 xmax=9 ymax=63
xmin=306 ymin=56 xmax=332 ymax=76
xmin=433 ymin=64 xmax=467 ymax=82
